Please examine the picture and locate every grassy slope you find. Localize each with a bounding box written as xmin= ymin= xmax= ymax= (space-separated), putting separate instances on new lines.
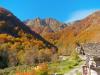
xmin=48 ymin=59 xmax=82 ymax=74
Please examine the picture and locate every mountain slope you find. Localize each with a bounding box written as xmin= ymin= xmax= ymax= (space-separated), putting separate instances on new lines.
xmin=24 ymin=11 xmax=100 ymax=56
xmin=76 ymin=11 xmax=100 ymax=43
xmin=0 ymin=6 xmax=100 ymax=68
xmin=0 ymin=7 xmax=58 ymax=68
xmin=52 ymin=11 xmax=100 ymax=55
xmin=0 ymin=7 xmax=57 ymax=50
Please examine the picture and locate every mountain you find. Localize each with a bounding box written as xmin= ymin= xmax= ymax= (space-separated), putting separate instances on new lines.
xmin=24 ymin=11 xmax=100 ymax=56
xmin=0 ymin=7 xmax=57 ymax=49
xmin=0 ymin=6 xmax=100 ymax=69
xmin=76 ymin=11 xmax=100 ymax=43
xmin=0 ymin=7 xmax=58 ymax=68
xmin=63 ymin=10 xmax=100 ymax=39
xmin=25 ymin=18 xmax=67 ymax=34
xmin=56 ymin=11 xmax=100 ymax=55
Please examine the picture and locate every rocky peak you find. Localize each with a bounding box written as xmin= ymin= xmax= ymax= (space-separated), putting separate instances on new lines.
xmin=44 ymin=18 xmax=60 ymax=25
xmin=26 ymin=18 xmax=67 ymax=32
xmin=26 ymin=17 xmax=46 ymax=27
xmin=33 ymin=17 xmax=42 ymax=25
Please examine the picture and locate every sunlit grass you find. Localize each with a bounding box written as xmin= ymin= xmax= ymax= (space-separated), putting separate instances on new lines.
xmin=48 ymin=59 xmax=82 ymax=74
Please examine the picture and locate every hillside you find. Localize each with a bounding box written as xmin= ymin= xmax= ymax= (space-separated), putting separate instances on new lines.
xmin=0 ymin=7 xmax=58 ymax=49
xmin=23 ymin=11 xmax=100 ymax=56
xmin=0 ymin=6 xmax=100 ymax=69
xmin=0 ymin=7 xmax=57 ymax=68
xmin=76 ymin=11 xmax=100 ymax=43
xmin=26 ymin=11 xmax=100 ymax=55
xmin=57 ymin=11 xmax=100 ymax=55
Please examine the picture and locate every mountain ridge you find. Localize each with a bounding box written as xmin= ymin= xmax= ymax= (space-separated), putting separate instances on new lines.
xmin=25 ymin=17 xmax=67 ymax=34
xmin=0 ymin=7 xmax=100 ymax=68
xmin=0 ymin=7 xmax=57 ymax=52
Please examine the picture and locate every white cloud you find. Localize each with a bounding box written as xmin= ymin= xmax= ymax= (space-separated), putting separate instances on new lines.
xmin=65 ymin=9 xmax=98 ymax=23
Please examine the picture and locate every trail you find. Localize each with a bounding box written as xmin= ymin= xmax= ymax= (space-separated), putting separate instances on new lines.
xmin=64 ymin=63 xmax=83 ymax=75
xmin=64 ymin=55 xmax=86 ymax=75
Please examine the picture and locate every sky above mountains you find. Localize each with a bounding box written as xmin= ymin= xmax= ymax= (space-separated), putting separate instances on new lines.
xmin=0 ymin=0 xmax=100 ymax=23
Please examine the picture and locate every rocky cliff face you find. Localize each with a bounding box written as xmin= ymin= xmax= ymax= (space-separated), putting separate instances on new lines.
xmin=81 ymin=43 xmax=100 ymax=57
xmin=25 ymin=18 xmax=67 ymax=34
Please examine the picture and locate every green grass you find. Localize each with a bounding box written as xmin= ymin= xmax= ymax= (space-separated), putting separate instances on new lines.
xmin=0 ymin=60 xmax=82 ymax=75
xmin=48 ymin=59 xmax=82 ymax=74
xmin=76 ymin=71 xmax=82 ymax=75
xmin=0 ymin=56 xmax=83 ymax=75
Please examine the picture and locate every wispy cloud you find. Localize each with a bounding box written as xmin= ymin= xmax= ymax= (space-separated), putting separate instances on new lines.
xmin=65 ymin=9 xmax=98 ymax=23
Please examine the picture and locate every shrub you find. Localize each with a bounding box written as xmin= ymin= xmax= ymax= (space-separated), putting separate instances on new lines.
xmin=70 ymin=49 xmax=80 ymax=61
xmin=34 ymin=63 xmax=48 ymax=75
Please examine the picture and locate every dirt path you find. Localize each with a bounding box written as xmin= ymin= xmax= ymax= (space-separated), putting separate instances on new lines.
xmin=64 ymin=63 xmax=83 ymax=75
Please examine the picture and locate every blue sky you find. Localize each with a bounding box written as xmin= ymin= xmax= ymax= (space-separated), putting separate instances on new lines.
xmin=0 ymin=0 xmax=100 ymax=23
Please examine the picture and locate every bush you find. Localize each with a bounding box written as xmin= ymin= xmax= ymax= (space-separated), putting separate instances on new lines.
xmin=34 ymin=63 xmax=48 ymax=75
xmin=70 ymin=49 xmax=80 ymax=61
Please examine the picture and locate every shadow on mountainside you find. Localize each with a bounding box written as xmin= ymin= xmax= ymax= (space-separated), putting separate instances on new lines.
xmin=0 ymin=8 xmax=58 ymax=53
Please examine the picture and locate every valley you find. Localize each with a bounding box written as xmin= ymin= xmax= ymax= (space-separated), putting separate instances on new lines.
xmin=0 ymin=7 xmax=100 ymax=75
